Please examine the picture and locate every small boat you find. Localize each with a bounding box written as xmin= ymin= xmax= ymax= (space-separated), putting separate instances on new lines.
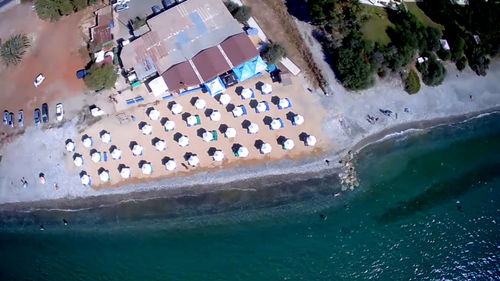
xmin=39 ymin=173 xmax=46 ymax=184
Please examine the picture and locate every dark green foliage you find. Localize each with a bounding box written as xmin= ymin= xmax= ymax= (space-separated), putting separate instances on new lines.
xmin=1 ymin=34 xmax=30 ymax=66
xmin=225 ymin=1 xmax=251 ymax=24
xmin=308 ymin=0 xmax=361 ymax=32
xmin=58 ymin=0 xmax=73 ymax=15
xmin=35 ymin=0 xmax=96 ymax=21
xmin=417 ymin=54 xmax=446 ymax=86
xmin=437 ymin=47 xmax=451 ymax=61
xmin=84 ymin=64 xmax=117 ymax=91
xmin=450 ymin=36 xmax=465 ymax=61
xmin=131 ymin=17 xmax=147 ymax=30
xmin=262 ymin=42 xmax=287 ymax=64
xmin=72 ymin=0 xmax=87 ymax=11
xmin=404 ymin=69 xmax=421 ymax=94
xmin=456 ymin=56 xmax=467 ymax=71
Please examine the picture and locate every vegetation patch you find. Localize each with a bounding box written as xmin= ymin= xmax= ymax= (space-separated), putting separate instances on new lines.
xmin=84 ymin=64 xmax=118 ymax=91
xmin=404 ymin=68 xmax=421 ymax=94
xmin=225 ymin=1 xmax=252 ymax=25
xmin=0 ymin=34 xmax=30 ymax=66
xmin=406 ymin=3 xmax=444 ymax=31
xmin=261 ymin=42 xmax=287 ymax=64
xmin=360 ymin=5 xmax=393 ymax=45
xmin=35 ymin=0 xmax=91 ymax=21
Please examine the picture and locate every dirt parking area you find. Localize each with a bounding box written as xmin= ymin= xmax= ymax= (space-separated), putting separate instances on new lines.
xmin=0 ymin=4 xmax=88 ymax=134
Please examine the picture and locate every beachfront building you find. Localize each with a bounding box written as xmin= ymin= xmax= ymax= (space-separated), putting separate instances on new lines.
xmin=90 ymin=6 xmax=114 ymax=51
xmin=120 ymin=0 xmax=264 ymax=99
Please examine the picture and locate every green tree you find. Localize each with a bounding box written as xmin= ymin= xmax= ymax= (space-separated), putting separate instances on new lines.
xmin=456 ymin=56 xmax=467 ymax=71
xmin=58 ymin=0 xmax=74 ymax=15
xmin=417 ymin=55 xmax=446 ymax=86
xmin=262 ymin=42 xmax=287 ymax=64
xmin=404 ymin=69 xmax=421 ymax=94
xmin=72 ymin=0 xmax=87 ymax=11
xmin=437 ymin=47 xmax=451 ymax=61
xmin=35 ymin=0 xmax=61 ymax=21
xmin=0 ymin=34 xmax=30 ymax=66
xmin=450 ymin=37 xmax=465 ymax=61
xmin=84 ymin=64 xmax=117 ymax=91
xmin=131 ymin=17 xmax=147 ymax=30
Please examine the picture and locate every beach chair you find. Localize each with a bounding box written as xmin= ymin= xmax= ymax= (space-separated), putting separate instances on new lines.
xmin=195 ymin=115 xmax=201 ymax=126
xmin=103 ymin=152 xmax=108 ymax=162
xmin=211 ymin=130 xmax=218 ymax=141
xmin=241 ymin=105 xmax=248 ymax=116
xmin=264 ymin=101 xmax=270 ymax=111
xmin=135 ymin=96 xmax=145 ymax=103
xmin=126 ymin=99 xmax=135 ymax=105
xmin=279 ymin=118 xmax=285 ymax=128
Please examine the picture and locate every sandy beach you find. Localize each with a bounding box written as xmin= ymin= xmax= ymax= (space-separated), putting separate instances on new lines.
xmin=0 ymin=57 xmax=499 ymax=205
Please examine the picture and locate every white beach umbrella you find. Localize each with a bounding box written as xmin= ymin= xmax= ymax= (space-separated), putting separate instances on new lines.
xmin=141 ymin=163 xmax=153 ymax=175
xmin=225 ymin=127 xmax=236 ymax=138
xmin=261 ymin=83 xmax=272 ymax=94
xmin=91 ymin=151 xmax=101 ymax=163
xmin=188 ymin=155 xmax=200 ymax=167
xmin=73 ymin=155 xmax=83 ymax=167
xmin=148 ymin=109 xmax=160 ymax=120
xmin=155 ymin=139 xmax=167 ymax=151
xmin=165 ymin=159 xmax=177 ymax=171
xmin=99 ymin=170 xmax=110 ymax=182
xmin=82 ymin=137 xmax=93 ymax=148
xmin=279 ymin=98 xmax=290 ymax=109
xmin=132 ymin=144 xmax=143 ymax=156
xmin=232 ymin=106 xmax=243 ymax=117
xmin=80 ymin=174 xmax=91 ymax=186
xmin=210 ymin=110 xmax=221 ymax=121
xmin=219 ymin=93 xmax=231 ymax=105
xmin=212 ymin=150 xmax=224 ymax=162
xmin=241 ymin=88 xmax=253 ymax=99
xmin=306 ymin=135 xmax=317 ymax=146
xmin=202 ymin=131 xmax=213 ymax=142
xmin=195 ymin=98 xmax=206 ymax=110
xmin=256 ymin=102 xmax=267 ymax=113
xmin=187 ymin=115 xmax=197 ymax=126
xmin=178 ymin=135 xmax=189 ymax=147
xmin=270 ymin=119 xmax=282 ymax=130
xmin=260 ymin=143 xmax=272 ymax=154
xmin=164 ymin=120 xmax=175 ymax=131
xmin=111 ymin=148 xmax=122 ymax=160
xmin=66 ymin=141 xmax=75 ymax=152
xmin=141 ymin=124 xmax=152 ymax=135
xmin=237 ymin=146 xmax=249 ymax=158
xmin=293 ymin=114 xmax=304 ymax=125
xmin=101 ymin=132 xmax=111 ymax=143
xmin=248 ymin=123 xmax=259 ymax=134
xmin=171 ymin=103 xmax=183 ymax=115
xmin=283 ymin=139 xmax=295 ymax=150
xmin=120 ymin=167 xmax=131 ymax=179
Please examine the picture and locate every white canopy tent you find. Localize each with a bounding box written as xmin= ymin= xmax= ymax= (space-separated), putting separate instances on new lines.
xmin=178 ymin=136 xmax=189 ymax=147
xmin=194 ymin=98 xmax=206 ymax=110
xmin=260 ymin=143 xmax=272 ymax=154
xmin=225 ymin=127 xmax=236 ymax=138
xmin=212 ymin=150 xmax=224 ymax=162
xmin=188 ymin=155 xmax=200 ymax=167
xmin=210 ymin=111 xmax=221 ymax=121
xmin=148 ymin=76 xmax=168 ymax=97
xmin=165 ymin=159 xmax=177 ymax=171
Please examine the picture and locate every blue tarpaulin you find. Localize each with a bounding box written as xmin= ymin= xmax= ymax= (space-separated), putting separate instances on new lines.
xmin=232 ymin=56 xmax=267 ymax=82
xmin=204 ymin=77 xmax=226 ymax=96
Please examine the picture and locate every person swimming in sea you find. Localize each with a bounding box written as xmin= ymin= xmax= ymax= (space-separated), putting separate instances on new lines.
xmin=40 ymin=225 xmax=45 ymax=231
xmin=319 ymin=214 xmax=327 ymax=220
xmin=63 ymin=219 xmax=68 ymax=226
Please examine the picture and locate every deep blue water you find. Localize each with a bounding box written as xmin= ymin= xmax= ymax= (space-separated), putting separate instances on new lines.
xmin=0 ymin=113 xmax=499 ymax=280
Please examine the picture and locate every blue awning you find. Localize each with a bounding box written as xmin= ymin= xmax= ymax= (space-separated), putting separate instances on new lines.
xmin=204 ymin=77 xmax=226 ymax=96
xmin=232 ymin=56 xmax=267 ymax=82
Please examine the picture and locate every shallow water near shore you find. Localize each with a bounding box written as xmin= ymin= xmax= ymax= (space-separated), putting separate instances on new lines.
xmin=0 ymin=113 xmax=499 ymax=280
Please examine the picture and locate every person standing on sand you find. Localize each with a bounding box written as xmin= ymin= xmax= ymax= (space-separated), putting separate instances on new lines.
xmin=325 ymin=159 xmax=330 ymax=166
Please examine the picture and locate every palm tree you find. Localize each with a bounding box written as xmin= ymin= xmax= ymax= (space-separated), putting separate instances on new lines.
xmin=1 ymin=34 xmax=30 ymax=66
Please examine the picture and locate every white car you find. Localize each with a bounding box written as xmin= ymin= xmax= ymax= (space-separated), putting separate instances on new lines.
xmin=55 ymin=103 xmax=64 ymax=121
xmin=34 ymin=73 xmax=45 ymax=87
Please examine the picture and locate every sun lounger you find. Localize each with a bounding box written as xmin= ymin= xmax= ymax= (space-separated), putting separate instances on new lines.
xmin=126 ymin=99 xmax=135 ymax=105
xmin=196 ymin=115 xmax=201 ymax=126
xmin=162 ymin=95 xmax=174 ymax=100
xmin=211 ymin=130 xmax=218 ymax=141
xmin=103 ymin=152 xmax=108 ymax=162
xmin=279 ymin=118 xmax=284 ymax=128
xmin=241 ymin=105 xmax=247 ymax=116
xmin=135 ymin=96 xmax=144 ymax=103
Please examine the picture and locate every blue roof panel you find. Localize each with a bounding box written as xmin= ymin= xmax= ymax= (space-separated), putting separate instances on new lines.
xmin=190 ymin=12 xmax=207 ymax=34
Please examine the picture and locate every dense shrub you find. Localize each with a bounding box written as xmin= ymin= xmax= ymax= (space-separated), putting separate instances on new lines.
xmin=456 ymin=56 xmax=467 ymax=71
xmin=262 ymin=42 xmax=287 ymax=64
xmin=417 ymin=55 xmax=446 ymax=86
xmin=0 ymin=34 xmax=30 ymax=66
xmin=84 ymin=64 xmax=117 ymax=91
xmin=404 ymin=69 xmax=421 ymax=94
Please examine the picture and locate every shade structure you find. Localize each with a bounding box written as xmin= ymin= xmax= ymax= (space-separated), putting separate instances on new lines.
xmin=219 ymin=93 xmax=231 ymax=105
xmin=165 ymin=159 xmax=177 ymax=171
xmin=194 ymin=98 xmax=206 ymax=110
xmin=164 ymin=120 xmax=175 ymax=131
xmin=82 ymin=137 xmax=93 ymax=148
xmin=279 ymin=98 xmax=290 ymax=109
xmin=91 ymin=151 xmax=101 ymax=163
xmin=187 ymin=115 xmax=198 ymax=126
xmin=212 ymin=150 xmax=224 ymax=162
xmin=241 ymin=88 xmax=253 ymax=100
xmin=120 ymin=167 xmax=131 ymax=179
xmin=236 ymin=146 xmax=249 ymax=158
xmin=256 ymin=102 xmax=267 ymax=113
xmin=232 ymin=106 xmax=243 ymax=117
xmin=210 ymin=110 xmax=221 ymax=121
xmin=188 ymin=155 xmax=200 ymax=167
xmin=261 ymin=83 xmax=272 ymax=94
xmin=99 ymin=170 xmax=110 ymax=182
xmin=171 ymin=103 xmax=183 ymax=115
xmin=178 ymin=135 xmax=189 ymax=147
xmin=141 ymin=124 xmax=152 ymax=135
xmin=283 ymin=139 xmax=295 ymax=150
xmin=148 ymin=109 xmax=160 ymax=120
xmin=80 ymin=174 xmax=91 ymax=186
xmin=66 ymin=141 xmax=75 ymax=152
xmin=248 ymin=123 xmax=259 ymax=134
xmin=73 ymin=155 xmax=83 ymax=167
xmin=232 ymin=56 xmax=267 ymax=82
xmin=101 ymin=132 xmax=111 ymax=143
xmin=204 ymin=76 xmax=226 ymax=96
xmin=155 ymin=139 xmax=167 ymax=151
xmin=293 ymin=114 xmax=304 ymax=126
xmin=202 ymin=131 xmax=213 ymax=142
xmin=260 ymin=143 xmax=272 ymax=154
xmin=111 ymin=148 xmax=122 ymax=160
xmin=225 ymin=127 xmax=236 ymax=138
xmin=132 ymin=144 xmax=143 ymax=156
xmin=270 ymin=119 xmax=283 ymax=130
xmin=306 ymin=135 xmax=317 ymax=146
xmin=141 ymin=163 xmax=153 ymax=175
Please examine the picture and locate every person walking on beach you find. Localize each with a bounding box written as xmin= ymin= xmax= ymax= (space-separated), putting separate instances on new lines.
xmin=325 ymin=159 xmax=330 ymax=166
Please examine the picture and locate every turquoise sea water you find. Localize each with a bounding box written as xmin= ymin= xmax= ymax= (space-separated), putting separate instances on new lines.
xmin=0 ymin=113 xmax=499 ymax=280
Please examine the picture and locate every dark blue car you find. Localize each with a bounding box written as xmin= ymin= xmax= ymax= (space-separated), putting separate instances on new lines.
xmin=34 ymin=108 xmax=41 ymax=126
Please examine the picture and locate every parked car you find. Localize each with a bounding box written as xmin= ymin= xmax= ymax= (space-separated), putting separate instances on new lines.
xmin=18 ymin=110 xmax=23 ymax=127
xmin=3 ymin=110 xmax=8 ymax=125
xmin=162 ymin=0 xmax=175 ymax=8
xmin=152 ymin=5 xmax=162 ymax=14
xmin=42 ymin=103 xmax=49 ymax=123
xmin=55 ymin=103 xmax=63 ymax=121
xmin=114 ymin=3 xmax=129 ymax=12
xmin=34 ymin=108 xmax=41 ymax=126
xmin=34 ymin=73 xmax=45 ymax=87
xmin=8 ymin=112 xmax=14 ymax=128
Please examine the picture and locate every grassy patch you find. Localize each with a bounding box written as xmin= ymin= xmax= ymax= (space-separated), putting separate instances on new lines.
xmin=360 ymin=5 xmax=393 ymax=45
xmin=406 ymin=3 xmax=444 ymax=31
